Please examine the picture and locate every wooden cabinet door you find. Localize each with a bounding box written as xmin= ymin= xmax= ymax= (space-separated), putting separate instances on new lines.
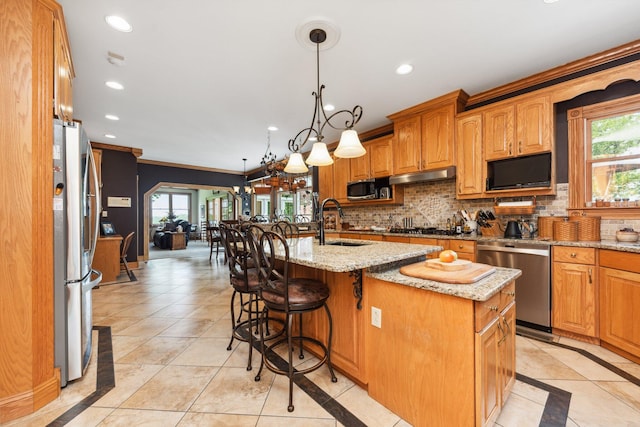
xmin=552 ymin=262 xmax=597 ymax=337
xmin=499 ymin=302 xmax=516 ymax=405
xmin=369 ymin=135 xmax=393 ymax=177
xmin=421 ymin=104 xmax=455 ymax=169
xmin=516 ymin=94 xmax=551 ymax=156
xmin=456 ymin=113 xmax=484 ymax=197
xmin=475 ymin=317 xmax=501 ymax=427
xmin=393 ymin=116 xmax=422 ymax=174
xmin=600 ymin=267 xmax=640 ymax=358
xmin=333 ymin=156 xmax=350 ymax=203
xmin=349 ymin=151 xmax=370 ymax=181
xmin=53 ymin=19 xmax=73 ymax=121
xmin=484 ymin=104 xmax=514 ymax=161
xmin=317 ymin=161 xmax=334 ymax=202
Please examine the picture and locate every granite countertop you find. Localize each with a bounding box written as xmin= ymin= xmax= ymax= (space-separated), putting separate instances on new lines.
xmin=367 ymin=265 xmax=522 ymax=302
xmin=329 ymin=230 xmax=640 ymax=253
xmin=273 ymin=237 xmax=441 ymax=272
xmin=271 ymin=236 xmax=521 ymax=302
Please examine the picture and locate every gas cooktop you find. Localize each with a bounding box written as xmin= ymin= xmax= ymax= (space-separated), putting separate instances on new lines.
xmin=388 ymin=227 xmax=458 ymax=236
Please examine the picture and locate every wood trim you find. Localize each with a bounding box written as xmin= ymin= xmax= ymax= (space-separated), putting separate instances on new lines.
xmin=568 ymin=92 xmax=640 ymax=213
xmin=601 ymin=341 xmax=640 ymax=365
xmin=567 ymin=107 xmax=585 ymax=209
xmin=387 ymin=89 xmax=470 ymax=120
xmin=0 ymin=373 xmax=60 ymax=424
xmin=137 ymin=157 xmax=241 ymax=175
xmin=548 ymin=61 xmax=640 ymax=104
xmin=467 ymin=39 xmax=640 ymax=106
xmin=553 ymin=329 xmax=601 ymax=345
xmin=91 ymin=141 xmax=143 ymax=158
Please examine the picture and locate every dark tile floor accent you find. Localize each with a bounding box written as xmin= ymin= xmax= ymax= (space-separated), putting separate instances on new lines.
xmin=245 ymin=324 xmax=369 ymax=427
xmin=516 ymin=373 xmax=571 ymax=427
xmin=43 ymin=322 xmax=640 ymax=426
xmin=550 ymin=340 xmax=640 ymax=387
xmin=46 ymin=326 xmax=115 ymax=427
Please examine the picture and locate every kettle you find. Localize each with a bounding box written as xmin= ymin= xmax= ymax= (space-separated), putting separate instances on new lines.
xmin=504 ymin=220 xmax=522 ymax=239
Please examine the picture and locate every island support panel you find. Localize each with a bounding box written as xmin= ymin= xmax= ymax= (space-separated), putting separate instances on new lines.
xmin=364 ymin=276 xmax=476 ymax=427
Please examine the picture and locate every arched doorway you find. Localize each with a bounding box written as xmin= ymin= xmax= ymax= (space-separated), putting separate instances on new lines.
xmin=142 ymin=182 xmax=239 ymax=261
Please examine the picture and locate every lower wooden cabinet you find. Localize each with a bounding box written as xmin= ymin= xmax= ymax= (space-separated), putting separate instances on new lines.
xmin=450 ymin=239 xmax=476 ymax=262
xmin=475 ymin=295 xmax=516 ymax=427
xmin=599 ymin=249 xmax=640 ymax=363
xmin=552 ymin=246 xmax=597 ymax=338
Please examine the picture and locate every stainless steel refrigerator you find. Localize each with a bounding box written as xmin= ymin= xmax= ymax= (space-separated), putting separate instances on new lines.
xmin=53 ymin=119 xmax=102 ymax=387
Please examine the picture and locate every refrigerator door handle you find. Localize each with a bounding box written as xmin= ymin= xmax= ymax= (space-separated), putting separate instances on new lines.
xmin=87 ymin=146 xmax=101 ymax=265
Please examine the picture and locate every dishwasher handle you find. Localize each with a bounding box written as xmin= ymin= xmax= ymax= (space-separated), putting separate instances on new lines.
xmin=477 ymin=244 xmax=550 ymax=257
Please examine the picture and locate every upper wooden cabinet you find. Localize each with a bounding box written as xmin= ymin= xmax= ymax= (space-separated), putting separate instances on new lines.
xmin=388 ymin=90 xmax=469 ymax=175
xmin=53 ymin=12 xmax=74 ymax=121
xmin=333 ymin=156 xmax=351 ymax=204
xmin=317 ymin=161 xmax=334 ymax=203
xmin=484 ymin=94 xmax=552 ymax=161
xmin=455 ymin=112 xmax=484 ymax=198
xmin=350 ymin=134 xmax=393 ymax=181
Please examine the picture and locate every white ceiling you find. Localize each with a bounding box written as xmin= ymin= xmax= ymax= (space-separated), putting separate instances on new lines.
xmin=58 ymin=0 xmax=640 ymax=174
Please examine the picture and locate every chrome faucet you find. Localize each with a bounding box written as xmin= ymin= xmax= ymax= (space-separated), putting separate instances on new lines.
xmin=318 ymin=198 xmax=344 ymax=245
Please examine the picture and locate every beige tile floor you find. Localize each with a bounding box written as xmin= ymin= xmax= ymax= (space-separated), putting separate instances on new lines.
xmin=6 ymin=241 xmax=640 ymax=426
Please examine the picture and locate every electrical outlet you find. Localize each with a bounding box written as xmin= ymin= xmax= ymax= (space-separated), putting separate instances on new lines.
xmin=371 ymin=306 xmax=382 ymax=328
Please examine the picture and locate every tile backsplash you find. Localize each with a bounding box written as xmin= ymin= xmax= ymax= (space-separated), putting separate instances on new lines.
xmin=341 ymin=181 xmax=640 ymax=241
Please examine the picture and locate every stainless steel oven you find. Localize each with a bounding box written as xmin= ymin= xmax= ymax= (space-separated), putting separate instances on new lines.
xmin=477 ymin=240 xmax=552 ymax=338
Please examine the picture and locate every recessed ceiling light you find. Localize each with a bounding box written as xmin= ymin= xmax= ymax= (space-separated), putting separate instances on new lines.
xmin=104 ymin=134 xmax=116 ymax=139
xmin=396 ymin=64 xmax=414 ymax=75
xmin=105 ymin=15 xmax=132 ymax=32
xmin=267 ymin=126 xmax=278 ymax=131
xmin=105 ymin=114 xmax=119 ymax=121
xmin=323 ymin=104 xmax=335 ymax=112
xmin=105 ymin=81 xmax=124 ymax=90
xmin=543 ymin=0 xmax=559 ymax=3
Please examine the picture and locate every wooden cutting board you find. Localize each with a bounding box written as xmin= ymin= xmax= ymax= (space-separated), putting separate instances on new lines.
xmin=425 ymin=259 xmax=472 ymax=271
xmin=400 ymin=261 xmax=496 ymax=284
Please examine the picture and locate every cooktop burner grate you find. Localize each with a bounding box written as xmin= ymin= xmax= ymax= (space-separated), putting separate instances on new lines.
xmin=388 ymin=227 xmax=457 ymax=235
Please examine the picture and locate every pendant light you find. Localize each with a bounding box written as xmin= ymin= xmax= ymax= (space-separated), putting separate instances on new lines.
xmin=286 ymin=27 xmax=365 ymax=170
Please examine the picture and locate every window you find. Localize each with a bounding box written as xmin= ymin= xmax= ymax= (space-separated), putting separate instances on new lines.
xmin=151 ymin=192 xmax=191 ymax=223
xmin=253 ymin=175 xmax=313 ymax=222
xmin=568 ymin=93 xmax=640 ymax=215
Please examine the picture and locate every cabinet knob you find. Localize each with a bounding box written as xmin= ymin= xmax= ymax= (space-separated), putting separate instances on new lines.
xmin=488 ymin=305 xmax=499 ymax=312
xmin=458 ymin=244 xmax=464 ymax=249
xmin=588 ymin=268 xmax=593 ymax=284
xmin=570 ymin=252 xmax=577 ymax=258
xmin=503 ymin=290 xmax=515 ymax=297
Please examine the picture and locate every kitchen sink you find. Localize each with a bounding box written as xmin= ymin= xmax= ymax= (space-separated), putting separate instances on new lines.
xmin=325 ymin=241 xmax=368 ymax=247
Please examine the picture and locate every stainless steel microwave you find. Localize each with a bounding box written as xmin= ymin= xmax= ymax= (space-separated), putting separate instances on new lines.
xmin=347 ymin=178 xmax=390 ymax=201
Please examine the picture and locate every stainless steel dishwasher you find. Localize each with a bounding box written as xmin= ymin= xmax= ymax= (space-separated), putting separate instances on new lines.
xmin=477 ymin=240 xmax=552 ymax=337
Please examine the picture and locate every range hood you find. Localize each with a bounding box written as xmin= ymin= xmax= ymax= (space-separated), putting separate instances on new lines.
xmin=389 ymin=166 xmax=456 ymax=185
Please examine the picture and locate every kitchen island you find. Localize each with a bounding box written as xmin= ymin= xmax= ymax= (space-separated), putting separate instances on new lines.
xmin=271 ymin=237 xmax=521 ymax=427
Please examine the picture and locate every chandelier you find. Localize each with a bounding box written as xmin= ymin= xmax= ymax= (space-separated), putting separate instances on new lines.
xmin=284 ymin=28 xmax=365 ymax=174
xmin=233 ymin=158 xmax=252 ymax=196
xmin=260 ymin=130 xmax=286 ymax=178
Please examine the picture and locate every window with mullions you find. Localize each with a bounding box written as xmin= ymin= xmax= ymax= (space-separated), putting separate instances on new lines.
xmin=588 ymin=112 xmax=640 ymax=201
xmin=568 ymin=93 xmax=640 ymax=212
xmin=151 ymin=192 xmax=190 ymax=223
